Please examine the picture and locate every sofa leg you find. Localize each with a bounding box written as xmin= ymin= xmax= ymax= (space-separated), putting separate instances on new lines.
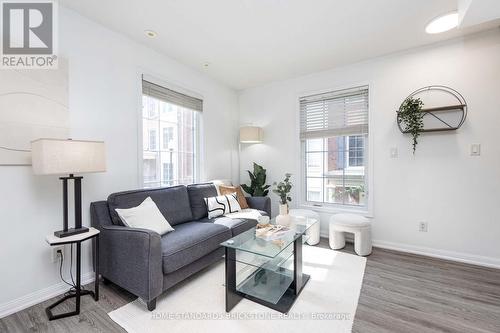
xmin=147 ymin=298 xmax=157 ymax=311
xmin=102 ymin=276 xmax=112 ymax=285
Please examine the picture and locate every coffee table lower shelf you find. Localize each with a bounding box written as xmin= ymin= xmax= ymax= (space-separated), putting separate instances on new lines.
xmin=229 ymin=273 xmax=311 ymax=313
xmin=224 ymin=236 xmax=310 ymax=314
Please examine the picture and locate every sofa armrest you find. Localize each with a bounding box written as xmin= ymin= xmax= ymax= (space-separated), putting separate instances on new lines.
xmin=99 ymin=225 xmax=163 ymax=302
xmin=246 ymin=196 xmax=271 ymax=216
xmin=90 ymin=201 xmax=113 ymax=227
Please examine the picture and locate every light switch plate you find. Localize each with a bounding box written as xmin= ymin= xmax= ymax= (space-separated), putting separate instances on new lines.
xmin=470 ymin=144 xmax=481 ymax=156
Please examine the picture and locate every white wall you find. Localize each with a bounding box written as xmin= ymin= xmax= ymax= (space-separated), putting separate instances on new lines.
xmin=0 ymin=7 xmax=238 ymax=316
xmin=239 ymin=29 xmax=500 ymax=268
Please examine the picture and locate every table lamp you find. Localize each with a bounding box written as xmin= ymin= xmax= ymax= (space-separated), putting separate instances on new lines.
xmin=31 ymin=138 xmax=106 ymax=238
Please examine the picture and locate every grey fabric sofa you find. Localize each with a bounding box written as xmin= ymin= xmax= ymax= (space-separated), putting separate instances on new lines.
xmin=90 ymin=183 xmax=270 ymax=311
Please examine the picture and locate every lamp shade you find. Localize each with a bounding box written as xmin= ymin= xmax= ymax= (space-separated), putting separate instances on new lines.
xmin=239 ymin=126 xmax=263 ymax=143
xmin=31 ymin=139 xmax=106 ymax=175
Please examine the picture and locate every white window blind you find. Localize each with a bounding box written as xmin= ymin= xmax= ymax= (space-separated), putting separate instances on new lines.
xmin=142 ymin=79 xmax=203 ymax=112
xmin=141 ymin=79 xmax=200 ymax=188
xmin=300 ymin=86 xmax=369 ymax=140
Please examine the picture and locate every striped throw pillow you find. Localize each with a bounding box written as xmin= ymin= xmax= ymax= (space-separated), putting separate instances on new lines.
xmin=204 ymin=193 xmax=242 ymax=219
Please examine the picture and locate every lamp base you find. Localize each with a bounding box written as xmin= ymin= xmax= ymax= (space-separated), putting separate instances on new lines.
xmin=54 ymin=227 xmax=89 ymax=238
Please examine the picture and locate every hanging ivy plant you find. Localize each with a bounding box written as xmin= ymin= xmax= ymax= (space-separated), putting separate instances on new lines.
xmin=397 ymin=97 xmax=424 ymax=154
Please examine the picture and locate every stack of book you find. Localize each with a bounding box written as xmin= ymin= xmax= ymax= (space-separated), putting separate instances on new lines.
xmin=255 ymin=224 xmax=294 ymax=241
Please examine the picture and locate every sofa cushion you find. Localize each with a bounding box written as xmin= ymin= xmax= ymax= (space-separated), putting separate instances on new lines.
xmin=107 ymin=186 xmax=193 ymax=226
xmin=197 ymin=216 xmax=258 ymax=237
xmin=115 ymin=197 xmax=175 ymax=235
xmin=187 ymin=183 xmax=218 ymax=220
xmin=229 ymin=218 xmax=257 ymax=236
xmin=205 ymin=193 xmax=242 ymax=219
xmin=160 ymin=222 xmax=231 ymax=274
xmin=219 ymin=185 xmax=249 ymax=209
xmin=209 ymin=179 xmax=233 ymax=195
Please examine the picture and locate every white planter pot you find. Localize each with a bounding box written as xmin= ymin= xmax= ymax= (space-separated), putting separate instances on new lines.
xmin=359 ymin=192 xmax=366 ymax=205
xmin=276 ymin=204 xmax=291 ymax=226
xmin=279 ymin=204 xmax=289 ymax=215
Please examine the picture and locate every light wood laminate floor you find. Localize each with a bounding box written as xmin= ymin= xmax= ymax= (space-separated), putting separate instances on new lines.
xmin=1 ymin=240 xmax=499 ymax=333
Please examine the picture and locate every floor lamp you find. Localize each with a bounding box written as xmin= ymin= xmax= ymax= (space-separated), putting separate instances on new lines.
xmin=238 ymin=126 xmax=263 ymax=182
xmin=31 ymin=139 xmax=106 ymax=238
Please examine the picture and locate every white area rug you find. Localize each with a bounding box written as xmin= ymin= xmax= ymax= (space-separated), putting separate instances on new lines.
xmin=109 ymin=246 xmax=366 ymax=333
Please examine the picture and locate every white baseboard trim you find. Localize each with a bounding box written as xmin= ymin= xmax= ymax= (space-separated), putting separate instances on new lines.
xmin=319 ymin=233 xmax=500 ymax=269
xmin=372 ymin=240 xmax=500 ymax=269
xmin=0 ymin=272 xmax=95 ymax=319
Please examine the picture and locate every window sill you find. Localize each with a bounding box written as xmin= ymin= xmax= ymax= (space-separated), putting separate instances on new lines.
xmin=299 ymin=203 xmax=373 ymax=218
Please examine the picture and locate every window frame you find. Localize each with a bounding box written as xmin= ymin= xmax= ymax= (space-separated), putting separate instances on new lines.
xmin=298 ymin=84 xmax=373 ymax=216
xmin=137 ymin=73 xmax=202 ymax=189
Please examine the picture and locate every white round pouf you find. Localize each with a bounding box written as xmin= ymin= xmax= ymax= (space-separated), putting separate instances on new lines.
xmin=289 ymin=209 xmax=320 ymax=245
xmin=329 ymin=213 xmax=372 ymax=256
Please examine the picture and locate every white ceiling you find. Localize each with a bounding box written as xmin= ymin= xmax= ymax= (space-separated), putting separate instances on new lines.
xmin=60 ymin=0 xmax=499 ymax=90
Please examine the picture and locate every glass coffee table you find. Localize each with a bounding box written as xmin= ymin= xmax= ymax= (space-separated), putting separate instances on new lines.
xmin=221 ymin=216 xmax=318 ymax=313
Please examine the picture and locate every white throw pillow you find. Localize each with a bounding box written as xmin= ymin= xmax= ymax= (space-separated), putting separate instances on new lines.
xmin=115 ymin=197 xmax=174 ymax=235
xmin=210 ymin=179 xmax=233 ymax=195
xmin=204 ymin=193 xmax=241 ymax=219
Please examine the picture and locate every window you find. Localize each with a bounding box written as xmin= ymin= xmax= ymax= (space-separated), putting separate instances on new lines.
xmin=142 ymin=79 xmax=201 ymax=188
xmin=163 ymin=127 xmax=174 ymax=150
xmin=348 ymin=136 xmax=364 ymax=167
xmin=149 ymin=129 xmax=157 ymax=151
xmin=300 ymin=86 xmax=369 ymax=208
xmin=162 ymin=162 xmax=173 ymax=185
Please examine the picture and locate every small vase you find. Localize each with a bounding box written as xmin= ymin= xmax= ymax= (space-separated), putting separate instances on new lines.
xmin=359 ymin=192 xmax=366 ymax=205
xmin=276 ymin=204 xmax=291 ymax=226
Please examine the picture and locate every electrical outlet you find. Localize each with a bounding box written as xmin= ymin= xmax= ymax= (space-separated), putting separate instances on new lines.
xmin=52 ymin=246 xmax=64 ymax=263
xmin=419 ymin=221 xmax=428 ymax=232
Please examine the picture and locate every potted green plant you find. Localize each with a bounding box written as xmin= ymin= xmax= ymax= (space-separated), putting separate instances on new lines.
xmin=345 ymin=185 xmax=365 ymax=205
xmin=272 ymin=173 xmax=292 ymax=226
xmin=241 ymin=162 xmax=270 ymax=197
xmin=397 ymin=97 xmax=424 ymax=153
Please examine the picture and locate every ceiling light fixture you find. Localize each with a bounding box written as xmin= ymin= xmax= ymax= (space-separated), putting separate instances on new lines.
xmin=425 ymin=11 xmax=459 ymax=34
xmin=144 ymin=30 xmax=157 ymax=38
